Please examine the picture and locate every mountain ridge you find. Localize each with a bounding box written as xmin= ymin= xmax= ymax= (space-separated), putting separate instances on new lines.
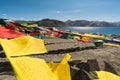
xmin=14 ymin=19 xmax=120 ymax=27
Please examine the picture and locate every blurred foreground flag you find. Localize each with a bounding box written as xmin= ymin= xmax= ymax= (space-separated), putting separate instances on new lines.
xmin=0 ymin=36 xmax=47 ymax=57
xmin=9 ymin=54 xmax=71 ymax=80
xmin=95 ymin=71 xmax=120 ymax=80
xmin=9 ymin=57 xmax=56 ymax=80
xmin=0 ymin=26 xmax=25 ymax=38
xmin=48 ymin=53 xmax=71 ymax=80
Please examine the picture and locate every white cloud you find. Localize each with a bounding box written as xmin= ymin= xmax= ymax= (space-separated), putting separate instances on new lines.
xmin=2 ymin=14 xmax=7 ymax=18
xmin=2 ymin=14 xmax=7 ymax=16
xmin=55 ymin=9 xmax=82 ymax=14
xmin=10 ymin=17 xmax=15 ymax=20
xmin=20 ymin=17 xmax=25 ymax=20
xmin=56 ymin=11 xmax=60 ymax=14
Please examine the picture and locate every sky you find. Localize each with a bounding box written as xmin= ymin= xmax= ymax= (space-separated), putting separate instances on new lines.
xmin=0 ymin=0 xmax=120 ymax=22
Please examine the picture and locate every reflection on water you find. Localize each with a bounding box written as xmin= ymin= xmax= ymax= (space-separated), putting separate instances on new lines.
xmin=57 ymin=27 xmax=120 ymax=35
xmin=72 ymin=27 xmax=97 ymax=30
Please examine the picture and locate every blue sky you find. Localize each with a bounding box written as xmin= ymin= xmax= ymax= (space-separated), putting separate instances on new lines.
xmin=0 ymin=0 xmax=120 ymax=22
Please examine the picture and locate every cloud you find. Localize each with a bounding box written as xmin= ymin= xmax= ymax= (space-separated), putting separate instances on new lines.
xmin=56 ymin=11 xmax=61 ymax=14
xmin=2 ymin=14 xmax=7 ymax=16
xmin=1 ymin=14 xmax=7 ymax=18
xmin=9 ymin=17 xmax=15 ymax=20
xmin=20 ymin=17 xmax=25 ymax=20
xmin=55 ymin=10 xmax=82 ymax=14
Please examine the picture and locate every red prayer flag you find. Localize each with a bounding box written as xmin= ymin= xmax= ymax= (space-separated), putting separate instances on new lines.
xmin=0 ymin=26 xmax=25 ymax=38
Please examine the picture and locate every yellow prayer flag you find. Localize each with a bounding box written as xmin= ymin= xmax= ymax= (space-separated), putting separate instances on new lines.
xmin=9 ymin=57 xmax=56 ymax=80
xmin=0 ymin=36 xmax=47 ymax=57
xmin=95 ymin=71 xmax=120 ymax=80
xmin=48 ymin=54 xmax=71 ymax=80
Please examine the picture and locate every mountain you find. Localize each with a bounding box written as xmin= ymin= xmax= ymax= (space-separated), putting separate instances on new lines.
xmin=36 ymin=19 xmax=120 ymax=27
xmin=66 ymin=20 xmax=120 ymax=27
xmin=66 ymin=20 xmax=91 ymax=26
xmin=36 ymin=19 xmax=68 ymax=27
xmin=14 ymin=19 xmax=120 ymax=27
xmin=14 ymin=19 xmax=68 ymax=27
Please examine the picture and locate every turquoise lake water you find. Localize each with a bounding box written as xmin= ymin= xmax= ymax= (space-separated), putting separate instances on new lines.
xmin=57 ymin=27 xmax=120 ymax=35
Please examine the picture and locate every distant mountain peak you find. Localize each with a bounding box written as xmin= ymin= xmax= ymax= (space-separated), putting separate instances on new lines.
xmin=36 ymin=18 xmax=68 ymax=27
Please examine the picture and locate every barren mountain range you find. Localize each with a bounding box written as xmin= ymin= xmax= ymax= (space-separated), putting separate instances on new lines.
xmin=15 ymin=19 xmax=120 ymax=27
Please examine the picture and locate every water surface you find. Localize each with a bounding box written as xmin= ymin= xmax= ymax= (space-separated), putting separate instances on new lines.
xmin=57 ymin=27 xmax=120 ymax=35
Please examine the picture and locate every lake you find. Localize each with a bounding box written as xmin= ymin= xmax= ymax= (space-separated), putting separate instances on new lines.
xmin=56 ymin=27 xmax=120 ymax=35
